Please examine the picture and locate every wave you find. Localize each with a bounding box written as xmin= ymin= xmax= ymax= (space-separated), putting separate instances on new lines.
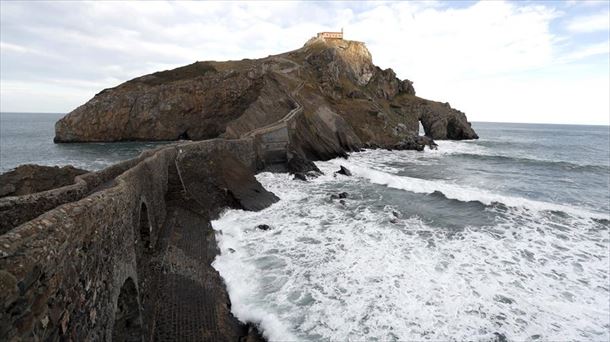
xmin=213 ymin=170 xmax=610 ymax=341
xmin=327 ymin=159 xmax=608 ymax=220
xmin=451 ymin=152 xmax=609 ymax=173
xmin=430 ymin=141 xmax=609 ymax=172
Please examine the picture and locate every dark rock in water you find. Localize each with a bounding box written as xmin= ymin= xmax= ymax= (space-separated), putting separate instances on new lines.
xmin=339 ymin=199 xmax=346 ymax=206
xmin=335 ymin=166 xmax=352 ymax=176
xmin=390 ymin=218 xmax=399 ymax=224
xmin=418 ymin=102 xmax=479 ymax=140
xmin=0 ymin=164 xmax=88 ymax=198
xmin=493 ymin=294 xmax=515 ymax=305
xmin=392 ymin=210 xmax=400 ymax=218
xmin=293 ymin=172 xmax=308 ymax=181
xmin=287 ymin=152 xmax=321 ymax=175
xmin=493 ymin=332 xmax=508 ymax=342
xmin=256 ymin=224 xmax=271 ymax=231
xmin=176 ymin=150 xmax=279 ymax=213
xmin=415 ymin=135 xmax=438 ymax=150
xmin=228 ymin=248 xmax=236 ymax=253
xmin=242 ymin=323 xmax=266 ymax=342
xmin=390 ymin=135 xmax=437 ymax=152
xmin=330 ymin=192 xmax=348 ymax=200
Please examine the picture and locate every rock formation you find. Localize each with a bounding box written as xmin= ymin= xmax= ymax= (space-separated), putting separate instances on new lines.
xmin=55 ymin=37 xmax=478 ymax=145
xmin=0 ymin=164 xmax=88 ymax=198
xmin=1 ymin=35 xmax=481 ymax=341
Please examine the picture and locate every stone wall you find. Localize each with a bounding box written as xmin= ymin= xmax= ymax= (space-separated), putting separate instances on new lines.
xmin=0 ymin=146 xmax=172 ymax=235
xmin=0 ymin=146 xmax=176 ymax=340
xmin=0 ymin=132 xmax=291 ymax=341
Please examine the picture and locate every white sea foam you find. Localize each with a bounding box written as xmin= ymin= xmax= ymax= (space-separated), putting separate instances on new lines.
xmin=213 ymin=168 xmax=610 ymax=341
xmin=326 ymin=157 xmax=609 ymax=220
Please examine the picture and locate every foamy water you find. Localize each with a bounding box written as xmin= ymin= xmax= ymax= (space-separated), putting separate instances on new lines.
xmin=213 ymin=147 xmax=610 ymax=341
xmin=213 ymin=123 xmax=610 ymax=341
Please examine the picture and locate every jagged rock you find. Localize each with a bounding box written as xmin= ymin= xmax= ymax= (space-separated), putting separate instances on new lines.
xmin=368 ymin=67 xmax=401 ymax=100
xmin=256 ymin=224 xmax=271 ymax=231
xmin=493 ymin=332 xmax=508 ymax=342
xmin=176 ymin=150 xmax=279 ymax=212
xmin=54 ymin=37 xmax=477 ymax=146
xmin=390 ymin=135 xmax=437 ymax=151
xmin=330 ymin=192 xmax=349 ymax=200
xmin=293 ymin=173 xmax=308 ymax=181
xmin=286 ymin=152 xmax=321 ymax=175
xmin=418 ymin=102 xmax=479 ymax=140
xmin=0 ymin=164 xmax=88 ymax=197
xmin=399 ymin=79 xmax=415 ymax=95
xmin=335 ymin=166 xmax=352 ymax=176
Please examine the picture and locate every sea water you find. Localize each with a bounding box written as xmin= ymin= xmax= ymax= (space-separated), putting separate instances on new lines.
xmin=212 ymin=123 xmax=610 ymax=341
xmin=0 ymin=112 xmax=169 ymax=172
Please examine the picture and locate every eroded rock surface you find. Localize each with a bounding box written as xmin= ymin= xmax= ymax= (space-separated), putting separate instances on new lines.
xmin=55 ymin=37 xmax=477 ymax=145
xmin=0 ymin=164 xmax=88 ymax=197
xmin=176 ymin=150 xmax=279 ymax=212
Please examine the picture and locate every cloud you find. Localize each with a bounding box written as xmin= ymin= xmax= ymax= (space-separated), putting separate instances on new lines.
xmin=566 ymin=12 xmax=610 ymax=33
xmin=560 ymin=41 xmax=610 ymax=63
xmin=0 ymin=41 xmax=30 ymax=53
xmin=0 ymin=1 xmax=608 ymax=124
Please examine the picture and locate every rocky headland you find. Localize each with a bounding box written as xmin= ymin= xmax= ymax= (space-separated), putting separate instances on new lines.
xmin=2 ymin=36 xmax=477 ymax=341
xmin=55 ymin=36 xmax=477 ymax=146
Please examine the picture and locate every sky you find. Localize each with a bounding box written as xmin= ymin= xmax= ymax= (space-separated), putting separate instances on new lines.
xmin=0 ymin=0 xmax=609 ymax=125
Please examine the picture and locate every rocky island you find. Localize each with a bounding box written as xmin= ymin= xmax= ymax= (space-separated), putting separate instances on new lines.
xmin=1 ymin=35 xmax=477 ymax=341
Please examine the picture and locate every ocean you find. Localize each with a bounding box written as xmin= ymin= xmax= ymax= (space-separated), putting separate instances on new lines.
xmin=1 ymin=113 xmax=609 ymax=340
xmin=0 ymin=112 xmax=169 ymax=173
xmin=212 ymin=122 xmax=610 ymax=341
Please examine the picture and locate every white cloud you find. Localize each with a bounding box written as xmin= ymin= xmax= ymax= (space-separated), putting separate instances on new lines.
xmin=0 ymin=41 xmax=30 ymax=53
xmin=560 ymin=41 xmax=610 ymax=62
xmin=0 ymin=1 xmax=608 ymax=124
xmin=566 ymin=12 xmax=610 ymax=33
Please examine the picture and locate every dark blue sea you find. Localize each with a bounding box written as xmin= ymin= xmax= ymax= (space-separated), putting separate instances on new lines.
xmin=1 ymin=112 xmax=609 ymax=340
xmin=0 ymin=112 xmax=168 ymax=172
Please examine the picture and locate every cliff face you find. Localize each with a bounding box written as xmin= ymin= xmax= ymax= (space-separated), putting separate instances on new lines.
xmin=55 ymin=37 xmax=477 ymax=144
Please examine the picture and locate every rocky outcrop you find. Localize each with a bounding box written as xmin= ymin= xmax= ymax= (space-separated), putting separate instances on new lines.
xmin=177 ymin=150 xmax=279 ymax=212
xmin=388 ymin=135 xmax=437 ymax=152
xmin=418 ymin=102 xmax=479 ymax=140
xmin=55 ymin=36 xmax=477 ymax=146
xmin=0 ymin=164 xmax=88 ymax=198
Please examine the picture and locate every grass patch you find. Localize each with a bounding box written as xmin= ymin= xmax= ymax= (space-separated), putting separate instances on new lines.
xmin=136 ymin=62 xmax=217 ymax=86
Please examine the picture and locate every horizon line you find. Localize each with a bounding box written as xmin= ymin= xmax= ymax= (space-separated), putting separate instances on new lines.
xmin=1 ymin=111 xmax=609 ymax=127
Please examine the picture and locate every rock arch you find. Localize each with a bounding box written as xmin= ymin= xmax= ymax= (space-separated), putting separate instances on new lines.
xmin=112 ymin=277 xmax=143 ymax=342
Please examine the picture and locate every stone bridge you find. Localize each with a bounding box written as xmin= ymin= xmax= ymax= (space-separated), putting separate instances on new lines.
xmin=0 ymin=107 xmax=304 ymax=341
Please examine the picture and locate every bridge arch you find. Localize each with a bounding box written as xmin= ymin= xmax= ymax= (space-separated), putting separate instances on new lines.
xmin=112 ymin=277 xmax=143 ymax=341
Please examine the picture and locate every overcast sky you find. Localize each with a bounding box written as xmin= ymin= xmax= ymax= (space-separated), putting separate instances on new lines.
xmin=1 ymin=1 xmax=608 ymax=125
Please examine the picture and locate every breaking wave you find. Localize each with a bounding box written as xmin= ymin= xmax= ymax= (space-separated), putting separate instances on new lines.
xmin=212 ymin=169 xmax=610 ymax=341
xmin=329 ymin=158 xmax=608 ymax=220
